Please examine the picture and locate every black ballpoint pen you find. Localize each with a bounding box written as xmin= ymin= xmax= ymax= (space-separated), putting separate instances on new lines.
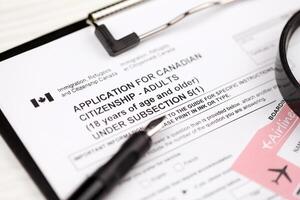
xmin=68 ymin=116 xmax=166 ymax=200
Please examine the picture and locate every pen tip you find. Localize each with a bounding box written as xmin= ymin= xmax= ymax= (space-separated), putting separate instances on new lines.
xmin=145 ymin=116 xmax=166 ymax=137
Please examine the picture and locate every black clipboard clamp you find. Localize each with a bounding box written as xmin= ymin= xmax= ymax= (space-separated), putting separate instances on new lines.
xmin=88 ymin=0 xmax=238 ymax=57
xmin=0 ymin=0 xmax=238 ymax=61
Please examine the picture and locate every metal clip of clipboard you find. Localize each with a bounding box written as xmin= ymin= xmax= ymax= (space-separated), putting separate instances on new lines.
xmin=87 ymin=0 xmax=238 ymax=57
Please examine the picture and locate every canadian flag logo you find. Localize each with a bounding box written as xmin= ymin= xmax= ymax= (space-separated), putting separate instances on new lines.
xmin=30 ymin=93 xmax=54 ymax=108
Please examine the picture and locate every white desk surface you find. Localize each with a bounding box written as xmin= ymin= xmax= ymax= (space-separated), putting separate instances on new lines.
xmin=0 ymin=1 xmax=119 ymax=199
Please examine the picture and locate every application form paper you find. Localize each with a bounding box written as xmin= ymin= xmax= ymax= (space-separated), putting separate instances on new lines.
xmin=0 ymin=0 xmax=299 ymax=199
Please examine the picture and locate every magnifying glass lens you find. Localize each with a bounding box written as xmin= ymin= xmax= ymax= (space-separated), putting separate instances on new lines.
xmin=276 ymin=11 xmax=300 ymax=117
xmin=287 ymin=28 xmax=300 ymax=80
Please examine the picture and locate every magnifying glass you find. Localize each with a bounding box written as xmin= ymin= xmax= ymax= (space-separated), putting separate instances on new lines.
xmin=276 ymin=10 xmax=300 ymax=117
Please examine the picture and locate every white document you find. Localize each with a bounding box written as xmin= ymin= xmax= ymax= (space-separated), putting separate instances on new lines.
xmin=0 ymin=0 xmax=299 ymax=199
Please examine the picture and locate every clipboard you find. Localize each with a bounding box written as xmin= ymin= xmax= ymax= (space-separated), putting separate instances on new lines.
xmin=0 ymin=0 xmax=237 ymax=199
